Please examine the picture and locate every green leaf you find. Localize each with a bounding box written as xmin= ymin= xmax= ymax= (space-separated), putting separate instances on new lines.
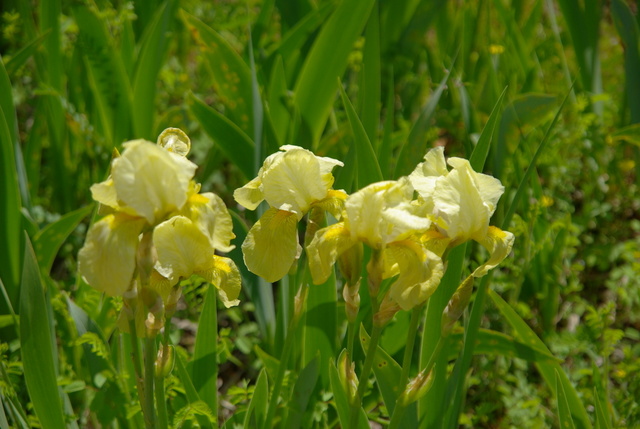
xmin=338 ymin=80 xmax=383 ymax=188
xmin=489 ymin=289 xmax=592 ymax=429
xmin=328 ymin=353 xmax=369 ymax=429
xmin=393 ymin=71 xmax=450 ymax=178
xmin=284 ymin=355 xmax=319 ymax=429
xmin=0 ymin=59 xmax=21 ymax=309
xmin=190 ymin=284 xmax=219 ymax=423
xmin=447 ymin=328 xmax=560 ymax=363
xmin=503 ymin=87 xmax=572 ymax=229
xmin=304 ymin=270 xmax=337 ymax=388
xmin=4 ymin=30 xmax=51 ymax=78
xmin=244 ymin=368 xmax=268 ymax=429
xmin=359 ymin=5 xmax=381 ymax=145
xmin=593 ymin=387 xmax=611 ymax=429
xmin=182 ymin=11 xmax=254 ymax=136
xmin=72 ymin=4 xmax=133 ymax=145
xmin=359 ymin=325 xmax=417 ymax=426
xmin=609 ymin=123 xmax=640 ymax=147
xmin=33 ymin=205 xmax=93 ymax=275
xmin=132 ymin=0 xmax=178 ymax=139
xmin=612 ymin=0 xmax=640 ymax=124
xmin=495 ymin=93 xmax=558 ymax=179
xmin=266 ymin=2 xmax=334 ymax=82
xmin=175 ymin=351 xmax=213 ymax=428
xmin=254 ymin=345 xmax=280 ymax=382
xmin=19 ymin=235 xmax=66 ymax=429
xmin=469 ymin=87 xmax=507 ymax=171
xmin=556 ymin=370 xmax=577 ymax=429
xmin=189 ymin=94 xmax=254 ymax=180
xmin=293 ymin=0 xmax=375 ymax=146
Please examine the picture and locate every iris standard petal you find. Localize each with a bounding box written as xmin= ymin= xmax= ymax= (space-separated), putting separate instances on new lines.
xmin=154 ymin=215 xmax=215 ymax=285
xmin=432 ymin=161 xmax=488 ymax=241
xmin=472 ymin=226 xmax=515 ymax=278
xmin=181 ymin=192 xmax=236 ymax=253
xmin=260 ymin=146 xmax=333 ymax=218
xmin=77 ymin=214 xmax=145 ymax=296
xmin=385 ymin=238 xmax=444 ymax=311
xmin=112 ymin=140 xmax=197 ymax=224
xmin=233 ymin=176 xmax=264 ymax=210
xmin=241 ymin=207 xmax=300 ymax=282
xmin=306 ymin=223 xmax=357 ymax=285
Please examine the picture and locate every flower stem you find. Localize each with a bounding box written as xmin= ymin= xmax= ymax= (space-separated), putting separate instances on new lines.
xmin=399 ymin=305 xmax=423 ymax=388
xmin=348 ymin=323 xmax=383 ymax=429
xmin=128 ymin=319 xmax=154 ymax=429
xmin=154 ymin=328 xmax=171 ymax=429
xmin=143 ymin=336 xmax=157 ymax=429
xmin=388 ymin=335 xmax=446 ymax=429
xmin=347 ymin=320 xmax=355 ymax=358
xmin=264 ymin=310 xmax=304 ymax=429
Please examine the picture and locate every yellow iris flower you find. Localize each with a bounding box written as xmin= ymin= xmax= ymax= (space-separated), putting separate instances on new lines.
xmin=409 ymin=146 xmax=514 ymax=277
xmin=78 ymin=130 xmax=240 ymax=307
xmin=234 ymin=145 xmax=346 ymax=282
xmin=307 ymin=179 xmax=444 ymax=311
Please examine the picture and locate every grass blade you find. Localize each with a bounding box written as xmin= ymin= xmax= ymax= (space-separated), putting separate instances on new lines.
xmin=555 ymin=370 xmax=577 ymax=429
xmin=503 ymin=86 xmax=573 ymax=229
xmin=243 ymin=368 xmax=268 ymax=429
xmin=0 ymin=60 xmax=21 ymax=309
xmin=489 ymin=289 xmax=592 ymax=429
xmin=284 ymin=355 xmax=319 ymax=429
xmin=293 ymin=0 xmax=375 ymax=146
xmin=189 ymin=93 xmax=254 ymax=180
xmin=132 ymin=0 xmax=178 ymax=139
xmin=190 ymin=283 xmax=219 ymax=423
xmin=611 ymin=0 xmax=640 ymax=124
xmin=20 ymin=235 xmax=66 ymax=429
xmin=338 ymin=80 xmax=383 ymax=188
xmin=33 ymin=205 xmax=93 ymax=275
xmin=182 ymin=11 xmax=254 ymax=136
xmin=393 ymin=70 xmax=450 ymax=178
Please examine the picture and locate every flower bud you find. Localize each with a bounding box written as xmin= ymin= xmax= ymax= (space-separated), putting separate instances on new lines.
xmin=337 ymin=350 xmax=358 ymax=404
xmin=155 ymin=344 xmax=175 ymax=378
xmin=398 ymin=367 xmax=435 ymax=406
xmin=293 ymin=285 xmax=308 ymax=324
xmin=441 ymin=275 xmax=474 ymax=337
xmin=157 ymin=127 xmax=191 ymax=157
xmin=373 ymin=293 xmax=400 ymax=327
xmin=342 ymin=279 xmax=361 ymax=324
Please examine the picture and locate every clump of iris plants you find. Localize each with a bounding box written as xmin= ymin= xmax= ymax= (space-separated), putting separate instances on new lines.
xmin=78 ymin=128 xmax=239 ymax=428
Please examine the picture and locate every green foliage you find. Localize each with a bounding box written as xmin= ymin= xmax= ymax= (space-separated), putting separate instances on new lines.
xmin=1 ymin=0 xmax=638 ymax=427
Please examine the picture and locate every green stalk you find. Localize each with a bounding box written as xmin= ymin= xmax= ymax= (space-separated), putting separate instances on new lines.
xmin=399 ymin=305 xmax=423 ymax=388
xmin=128 ymin=318 xmax=153 ymax=429
xmin=262 ymin=311 xmax=300 ymax=429
xmin=143 ymin=336 xmax=157 ymax=429
xmin=154 ymin=328 xmax=171 ymax=429
xmin=348 ymin=323 xmax=383 ymax=429
xmin=388 ymin=335 xmax=445 ymax=429
xmin=347 ymin=320 xmax=356 ymax=358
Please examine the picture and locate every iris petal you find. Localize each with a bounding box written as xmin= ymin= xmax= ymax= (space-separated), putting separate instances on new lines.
xmin=472 ymin=226 xmax=515 ymax=278
xmin=78 ymin=214 xmax=145 ymax=296
xmin=385 ymin=238 xmax=444 ymax=310
xmin=205 ymin=256 xmax=241 ymax=308
xmin=241 ymin=208 xmax=300 ymax=282
xmin=306 ymin=223 xmax=357 ymax=285
xmin=154 ymin=216 xmax=215 ymax=285
xmin=112 ymin=140 xmax=197 ymax=224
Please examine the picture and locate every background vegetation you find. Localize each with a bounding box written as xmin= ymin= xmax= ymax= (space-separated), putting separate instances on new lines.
xmin=1 ymin=0 xmax=639 ymax=427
